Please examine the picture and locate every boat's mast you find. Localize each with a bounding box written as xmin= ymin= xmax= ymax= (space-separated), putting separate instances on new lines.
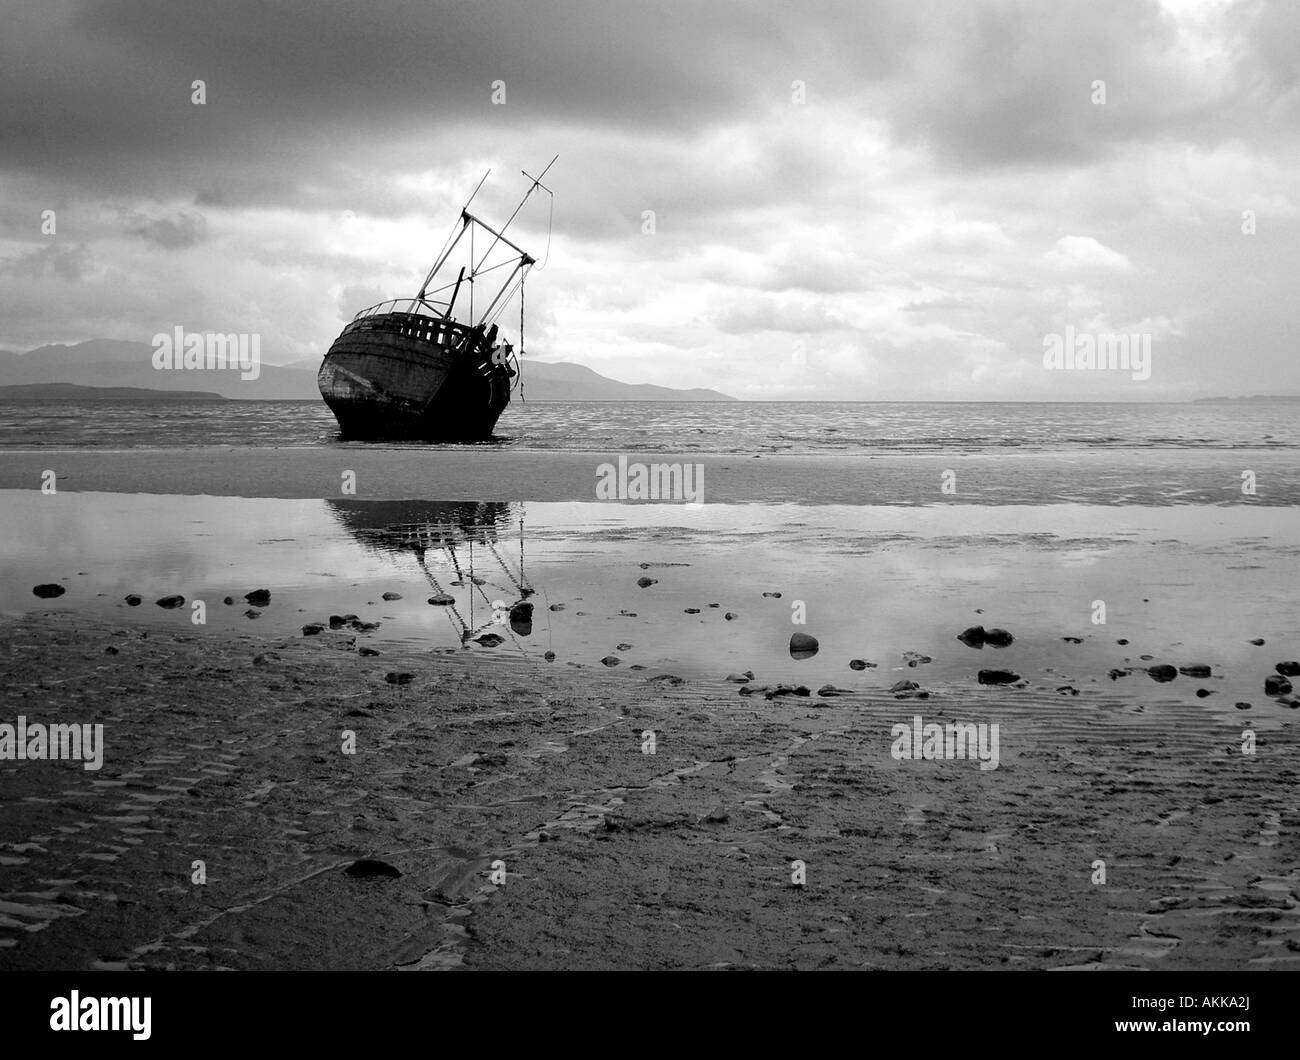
xmin=417 ymin=169 xmax=491 ymax=302
xmin=470 ymin=155 xmax=557 ymax=274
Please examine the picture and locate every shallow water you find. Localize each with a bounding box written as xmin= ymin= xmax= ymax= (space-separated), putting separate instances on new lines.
xmin=4 ymin=491 xmax=1297 ymax=725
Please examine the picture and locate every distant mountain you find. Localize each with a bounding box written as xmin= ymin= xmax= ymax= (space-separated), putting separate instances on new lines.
xmin=518 ymin=360 xmax=735 ymax=401
xmin=0 ymin=382 xmax=223 ymax=401
xmin=0 ymin=340 xmax=737 ymax=401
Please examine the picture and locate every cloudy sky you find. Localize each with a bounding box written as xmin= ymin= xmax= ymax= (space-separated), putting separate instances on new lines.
xmin=0 ymin=0 xmax=1295 ymax=399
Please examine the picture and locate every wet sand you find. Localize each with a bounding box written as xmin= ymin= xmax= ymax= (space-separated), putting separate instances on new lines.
xmin=4 ymin=446 xmax=1300 ymax=504
xmin=2 ymin=610 xmax=1297 ymax=970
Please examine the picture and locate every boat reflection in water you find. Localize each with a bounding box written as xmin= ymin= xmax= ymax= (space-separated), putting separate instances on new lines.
xmin=325 ymin=499 xmax=541 ymax=650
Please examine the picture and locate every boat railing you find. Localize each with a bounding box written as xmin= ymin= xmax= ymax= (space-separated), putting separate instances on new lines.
xmin=351 ymin=298 xmax=447 ymax=322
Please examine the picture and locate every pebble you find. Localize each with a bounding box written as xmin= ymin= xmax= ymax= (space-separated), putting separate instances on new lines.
xmin=762 ymin=591 xmax=782 ymax=598
xmin=382 ymin=592 xmax=403 ymax=601
xmin=977 ymin=669 xmax=1020 ymax=685
xmin=789 ymin=632 xmax=819 ymax=659
xmin=302 ymin=623 xmax=325 ymax=635
xmin=725 ymin=672 xmax=754 ymax=683
xmin=427 ymin=594 xmax=455 ymax=606
xmin=549 ymin=603 xmax=565 ymax=611
xmin=1178 ymin=664 xmax=1212 ymax=678
xmin=344 ymin=859 xmax=402 ymax=879
xmin=476 ymin=633 xmax=505 ymax=647
xmin=889 ymin=680 xmax=920 ymax=693
xmin=848 ymin=659 xmax=874 ymax=671
xmin=1264 ymin=675 xmax=1292 ymax=696
xmin=902 ymin=650 xmax=932 ymax=667
xmin=543 ymin=651 xmax=556 ymax=662
xmin=156 ymin=595 xmax=185 ymax=609
xmin=384 ymin=672 xmax=414 ymax=685
xmin=684 ymin=608 xmax=701 ymax=614
xmin=244 ymin=609 xmax=261 ymax=619
xmin=957 ymin=625 xmax=1014 ymax=648
xmin=1248 ymin=638 xmax=1265 ymax=646
xmin=358 ymin=647 xmax=381 ymax=657
xmin=725 ymin=612 xmax=738 ymax=621
xmin=1235 ymin=701 xmax=1251 ymax=710
xmin=124 ymin=594 xmax=142 ymax=606
xmin=1147 ymin=665 xmax=1178 ymax=682
xmin=245 ymin=589 xmax=271 ymax=607
xmin=1276 ymin=661 xmax=1300 ymax=676
xmin=636 ymin=577 xmax=657 ymax=588
xmin=32 ymin=583 xmax=65 ymax=598
xmin=601 ymin=655 xmax=621 ymax=666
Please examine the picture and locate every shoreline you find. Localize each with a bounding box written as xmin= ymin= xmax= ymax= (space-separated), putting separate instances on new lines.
xmin=2 ymin=611 xmax=1296 ymax=970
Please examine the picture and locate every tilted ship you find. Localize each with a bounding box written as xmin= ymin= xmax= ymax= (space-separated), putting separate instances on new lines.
xmin=318 ymin=159 xmax=555 ymax=440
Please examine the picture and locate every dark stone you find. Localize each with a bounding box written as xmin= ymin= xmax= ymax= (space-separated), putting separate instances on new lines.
xmin=601 ymin=655 xmax=621 ymax=666
xmin=223 ymin=596 xmax=234 ymax=605
xmin=1235 ymin=701 xmax=1251 ymax=710
xmin=302 ymin=623 xmax=325 ymax=635
xmin=848 ymin=659 xmax=868 ymax=670
xmin=725 ymin=612 xmax=738 ymax=621
xmin=789 ymin=632 xmax=820 ymax=659
xmin=636 ymin=576 xmax=657 ymax=588
xmin=1061 ymin=636 xmax=1083 ymax=644
xmin=684 ymin=608 xmax=701 ymax=614
xmin=977 ymin=669 xmax=1020 ymax=685
xmin=351 ymin=620 xmax=380 ymax=631
xmin=616 ymin=642 xmax=633 ymax=652
xmin=1108 ymin=668 xmax=1130 ymax=680
xmin=358 ymin=647 xmax=380 ymax=657
xmin=543 ymin=651 xmax=556 ymax=662
xmin=252 ymin=653 xmax=273 ymax=666
xmin=382 ymin=592 xmax=402 ymax=601
xmin=817 ymin=685 xmax=847 ymax=697
xmin=1264 ymin=675 xmax=1292 ymax=696
xmin=1279 ymin=696 xmax=1300 ymax=709
xmin=245 ymin=589 xmax=271 ymax=607
xmin=155 ymin=595 xmax=185 ymax=609
xmin=724 ymin=672 xmax=753 ymax=683
xmin=124 ymin=594 xmax=142 ymax=606
xmin=762 ymin=591 xmax=782 ymax=598
xmin=1178 ymin=664 xmax=1212 ymax=678
xmin=384 ymin=672 xmax=414 ymax=685
xmin=707 ymin=603 xmax=720 ymax=608
xmin=1116 ymin=639 xmax=1129 ymax=646
xmin=1248 ymin=638 xmax=1265 ymax=646
xmin=243 ymin=609 xmax=261 ymax=619
xmin=902 ymin=650 xmax=932 ymax=667
xmin=427 ymin=594 xmax=455 ymax=606
xmin=1195 ymin=688 xmax=1214 ymax=698
xmin=344 ymin=859 xmax=402 ymax=879
xmin=890 ymin=680 xmax=920 ymax=693
xmin=32 ymin=583 xmax=66 ymax=599
xmin=1147 ymin=665 xmax=1178 ymax=682
xmin=104 ymin=646 xmax=119 ymax=655
xmin=475 ymin=633 xmax=505 ymax=647
xmin=959 ymin=625 xmax=1013 ymax=648
xmin=548 ymin=603 xmax=565 ymax=611
xmin=1275 ymin=661 xmax=1300 ymax=677
xmin=328 ymin=615 xmax=347 ymax=629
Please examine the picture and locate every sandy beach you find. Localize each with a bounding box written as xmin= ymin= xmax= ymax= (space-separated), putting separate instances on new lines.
xmin=3 ymin=597 xmax=1298 ymax=969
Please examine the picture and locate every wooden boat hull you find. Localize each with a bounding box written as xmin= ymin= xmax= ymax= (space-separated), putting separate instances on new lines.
xmin=317 ymin=312 xmax=512 ymax=440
